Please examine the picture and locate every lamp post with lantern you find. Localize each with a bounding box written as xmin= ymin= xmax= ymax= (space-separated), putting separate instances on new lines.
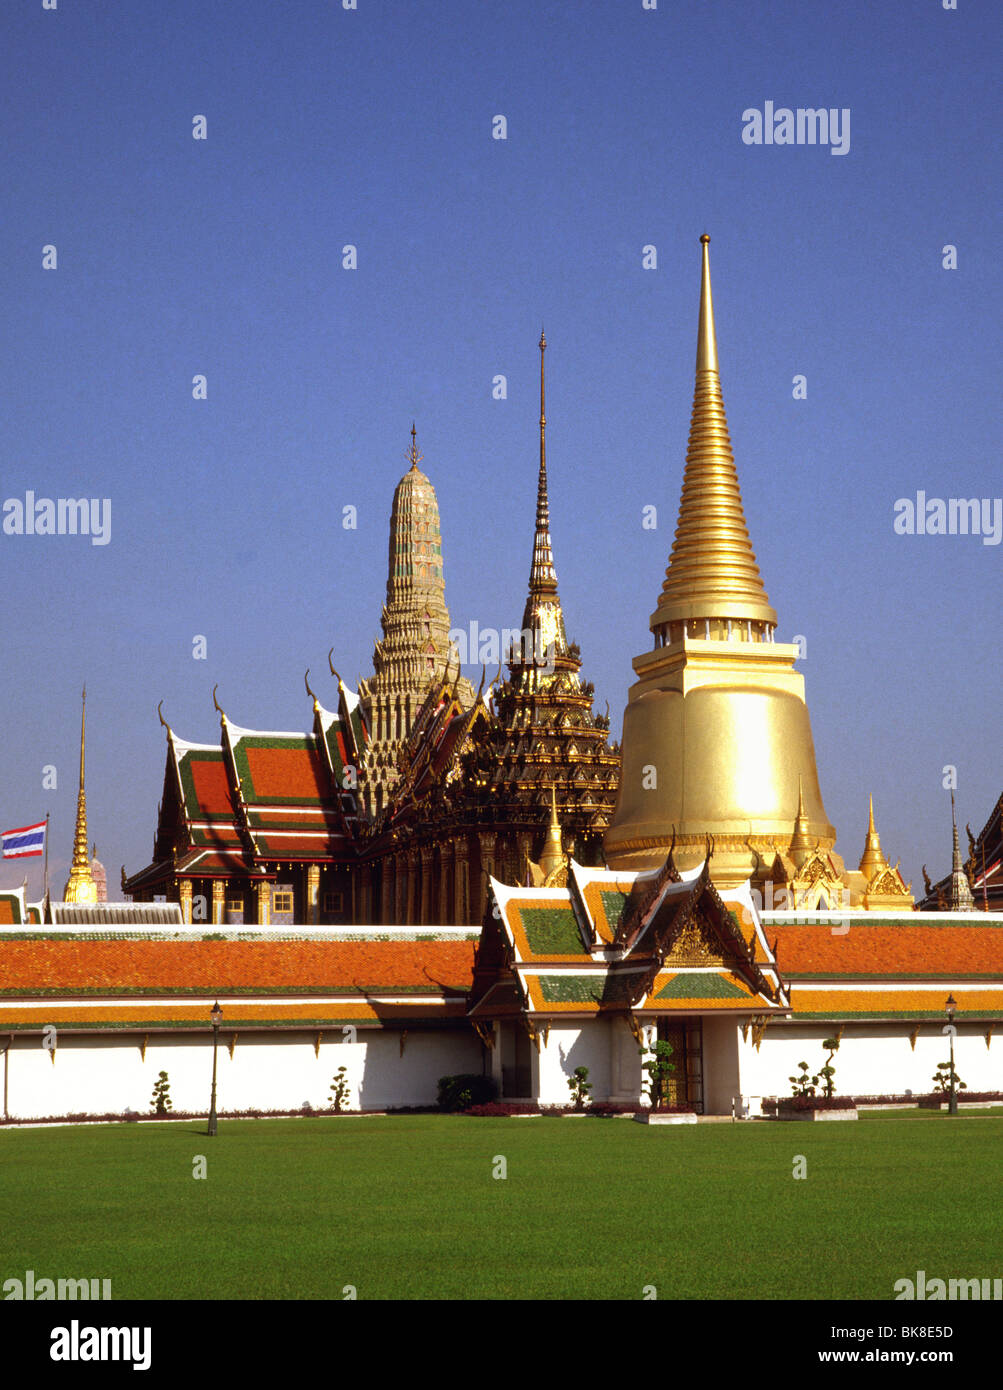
xmin=945 ymin=994 xmax=958 ymax=1117
xmin=208 ymin=1000 xmax=223 ymax=1136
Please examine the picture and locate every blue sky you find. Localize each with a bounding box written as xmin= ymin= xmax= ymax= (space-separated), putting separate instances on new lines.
xmin=1 ymin=0 xmax=999 ymax=899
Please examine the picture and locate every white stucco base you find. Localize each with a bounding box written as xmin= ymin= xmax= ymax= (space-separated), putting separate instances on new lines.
xmin=738 ymin=1022 xmax=1002 ymax=1113
xmin=2 ymin=1028 xmax=483 ymax=1121
xmin=3 ymin=1019 xmax=1000 ymax=1120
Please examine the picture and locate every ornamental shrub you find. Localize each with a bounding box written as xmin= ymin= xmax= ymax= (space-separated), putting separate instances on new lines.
xmin=436 ymin=1073 xmax=498 ymax=1113
xmin=150 ymin=1071 xmax=172 ymax=1115
xmin=932 ymin=1061 xmax=967 ymax=1095
xmin=328 ymin=1066 xmax=351 ymax=1113
xmin=639 ymin=1040 xmax=676 ymax=1110
xmin=788 ymin=1061 xmax=818 ymax=1098
xmin=567 ymin=1066 xmax=593 ymax=1112
xmin=818 ymin=1037 xmax=840 ymax=1099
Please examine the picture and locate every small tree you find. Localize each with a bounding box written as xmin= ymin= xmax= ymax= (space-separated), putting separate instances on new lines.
xmin=932 ymin=1061 xmax=967 ymax=1096
xmin=567 ymin=1066 xmax=593 ymax=1112
xmin=328 ymin=1066 xmax=351 ymax=1113
xmin=640 ymin=1040 xmax=676 ymax=1110
xmin=818 ymin=1037 xmax=840 ymax=1100
xmin=789 ymin=1062 xmax=818 ymax=1099
xmin=150 ymin=1071 xmax=172 ymax=1115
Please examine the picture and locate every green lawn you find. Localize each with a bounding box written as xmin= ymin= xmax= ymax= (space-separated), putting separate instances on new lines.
xmin=2 ymin=1113 xmax=1001 ymax=1300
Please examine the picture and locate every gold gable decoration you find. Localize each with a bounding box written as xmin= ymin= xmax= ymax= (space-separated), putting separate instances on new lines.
xmin=664 ymin=904 xmax=729 ymax=970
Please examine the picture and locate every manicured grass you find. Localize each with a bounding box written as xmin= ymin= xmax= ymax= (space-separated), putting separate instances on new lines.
xmin=2 ymin=1113 xmax=1001 ymax=1300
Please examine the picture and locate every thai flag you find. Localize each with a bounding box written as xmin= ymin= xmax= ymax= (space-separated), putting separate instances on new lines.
xmin=2 ymin=821 xmax=46 ymax=858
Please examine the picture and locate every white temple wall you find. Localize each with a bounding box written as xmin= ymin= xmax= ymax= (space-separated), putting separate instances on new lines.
xmin=3 ymin=1028 xmax=483 ymax=1120
xmin=610 ymin=1017 xmax=644 ymax=1103
xmin=700 ymin=1017 xmax=743 ymax=1115
xmin=536 ymin=1020 xmax=611 ymax=1105
xmin=5 ymin=1020 xmax=1001 ymax=1120
xmin=737 ymin=1022 xmax=1003 ymax=1108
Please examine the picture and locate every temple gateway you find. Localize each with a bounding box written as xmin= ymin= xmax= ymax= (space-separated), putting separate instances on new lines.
xmin=1 ymin=238 xmax=1000 ymax=1119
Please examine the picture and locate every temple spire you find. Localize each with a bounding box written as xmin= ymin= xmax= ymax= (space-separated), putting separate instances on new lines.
xmin=528 ymin=329 xmax=558 ymax=595
xmin=949 ymin=791 xmax=976 ymax=911
xmin=650 ymin=235 xmax=777 ymax=637
xmin=538 ymin=785 xmax=566 ymax=879
xmin=519 ymin=330 xmax=567 ymax=661
xmin=63 ymin=686 xmax=98 ymax=904
xmin=859 ymin=794 xmax=889 ymax=881
xmin=789 ymin=775 xmax=813 ymax=866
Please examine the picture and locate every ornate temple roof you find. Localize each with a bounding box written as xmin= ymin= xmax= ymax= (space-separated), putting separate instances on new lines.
xmin=471 ymin=857 xmax=788 ymax=1020
xmin=919 ymin=791 xmax=999 ymax=912
xmin=123 ymin=679 xmax=367 ymax=892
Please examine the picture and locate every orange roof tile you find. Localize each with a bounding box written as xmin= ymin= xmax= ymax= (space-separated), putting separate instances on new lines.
xmin=772 ymin=923 xmax=1003 ymax=978
xmin=791 ymin=987 xmax=1003 ymax=1018
xmin=0 ymin=939 xmax=477 ymax=994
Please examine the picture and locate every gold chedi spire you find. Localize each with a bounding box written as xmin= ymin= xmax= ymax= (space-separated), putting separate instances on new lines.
xmin=63 ymin=686 xmax=98 ymax=904
xmin=651 ymin=236 xmax=776 ymax=638
xmin=605 ymin=236 xmax=836 ymax=885
xmin=858 ymin=795 xmax=890 ymax=881
xmin=538 ymin=786 xmax=566 ymax=880
xmin=788 ymin=776 xmax=814 ymax=867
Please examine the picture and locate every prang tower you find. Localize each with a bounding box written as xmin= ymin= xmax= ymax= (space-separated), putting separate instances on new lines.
xmin=605 ymin=237 xmax=837 ymax=887
xmin=358 ymin=427 xmax=473 ymax=815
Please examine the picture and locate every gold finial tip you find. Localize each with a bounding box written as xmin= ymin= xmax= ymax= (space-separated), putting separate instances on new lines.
xmin=700 ymin=233 xmax=710 ymax=244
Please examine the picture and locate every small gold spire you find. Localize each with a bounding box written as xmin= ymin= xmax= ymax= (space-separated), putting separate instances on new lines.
xmin=788 ymin=775 xmax=813 ymax=867
xmin=63 ymin=686 xmax=98 ymax=904
xmin=538 ymin=785 xmax=565 ymax=879
xmin=859 ymin=794 xmax=889 ymax=882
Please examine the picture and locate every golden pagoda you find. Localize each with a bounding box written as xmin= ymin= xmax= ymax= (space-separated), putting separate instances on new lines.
xmin=605 ymin=236 xmax=839 ymax=887
xmin=62 ymin=687 xmax=98 ymax=905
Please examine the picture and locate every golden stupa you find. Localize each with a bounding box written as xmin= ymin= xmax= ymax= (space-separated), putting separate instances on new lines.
xmin=62 ymin=686 xmax=99 ymax=905
xmin=605 ymin=236 xmax=839 ymax=886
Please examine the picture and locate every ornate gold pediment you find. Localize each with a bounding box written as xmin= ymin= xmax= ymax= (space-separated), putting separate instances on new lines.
xmin=869 ymin=867 xmax=910 ymax=898
xmin=663 ymin=905 xmax=728 ymax=969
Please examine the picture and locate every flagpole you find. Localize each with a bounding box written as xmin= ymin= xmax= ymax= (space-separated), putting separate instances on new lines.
xmin=44 ymin=811 xmax=50 ymax=908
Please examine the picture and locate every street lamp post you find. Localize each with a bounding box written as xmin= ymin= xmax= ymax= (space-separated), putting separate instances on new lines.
xmin=208 ymin=1000 xmax=223 ymax=1136
xmin=945 ymin=994 xmax=958 ymax=1117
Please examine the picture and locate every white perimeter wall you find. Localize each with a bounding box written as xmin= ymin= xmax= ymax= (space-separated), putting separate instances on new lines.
xmin=3 ymin=1029 xmax=483 ymax=1120
xmin=6 ymin=1021 xmax=1001 ymax=1119
xmin=739 ymin=1022 xmax=1003 ymax=1107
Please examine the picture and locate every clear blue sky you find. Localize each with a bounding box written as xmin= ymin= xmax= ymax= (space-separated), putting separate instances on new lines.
xmin=1 ymin=0 xmax=999 ymax=900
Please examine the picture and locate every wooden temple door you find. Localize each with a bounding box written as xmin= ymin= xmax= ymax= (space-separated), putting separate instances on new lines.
xmin=657 ymin=1018 xmax=704 ymax=1113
